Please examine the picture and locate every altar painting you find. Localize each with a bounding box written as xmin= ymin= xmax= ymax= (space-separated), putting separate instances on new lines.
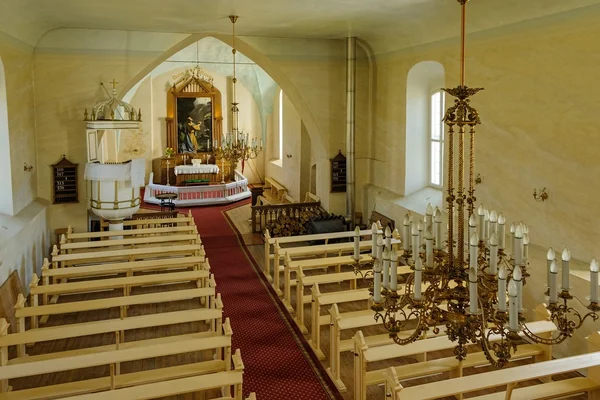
xmin=177 ymin=97 xmax=213 ymax=153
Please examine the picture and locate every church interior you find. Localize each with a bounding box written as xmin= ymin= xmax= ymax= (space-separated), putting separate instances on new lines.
xmin=1 ymin=0 xmax=600 ymax=399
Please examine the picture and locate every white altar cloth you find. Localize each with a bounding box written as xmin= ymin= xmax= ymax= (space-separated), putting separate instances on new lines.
xmin=175 ymin=164 xmax=220 ymax=175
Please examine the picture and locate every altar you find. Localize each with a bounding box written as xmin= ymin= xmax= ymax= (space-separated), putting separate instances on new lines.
xmin=174 ymin=163 xmax=220 ymax=185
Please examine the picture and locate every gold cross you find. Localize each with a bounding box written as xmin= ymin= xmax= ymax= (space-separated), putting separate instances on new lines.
xmin=109 ymin=79 xmax=119 ymax=90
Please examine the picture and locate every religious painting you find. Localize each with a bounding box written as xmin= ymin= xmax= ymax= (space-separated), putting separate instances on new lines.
xmin=176 ymin=97 xmax=213 ymax=154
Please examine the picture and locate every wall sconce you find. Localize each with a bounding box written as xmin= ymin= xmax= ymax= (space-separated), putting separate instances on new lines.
xmin=475 ymin=173 xmax=483 ymax=185
xmin=23 ymin=163 xmax=33 ymax=172
xmin=533 ymin=187 xmax=549 ymax=202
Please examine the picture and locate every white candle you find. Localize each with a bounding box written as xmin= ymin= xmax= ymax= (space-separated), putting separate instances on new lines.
xmin=411 ymin=224 xmax=419 ymax=264
xmin=434 ymin=208 xmax=443 ymax=250
xmin=468 ymin=213 xmax=477 ymax=245
xmin=513 ymin=265 xmax=523 ymax=312
xmin=514 ymin=225 xmax=523 ymax=266
xmin=414 ymin=257 xmax=422 ymax=300
xmin=402 ymin=214 xmax=410 ymax=251
xmin=469 ymin=266 xmax=478 ymax=314
xmin=489 ymin=210 xmax=498 ymax=238
xmin=561 ymin=248 xmax=571 ymax=292
xmin=470 ymin=233 xmax=479 ymax=271
xmin=382 ymin=249 xmax=390 ymax=290
xmin=497 ymin=213 xmax=506 ymax=250
xmin=508 ymin=279 xmax=519 ymax=331
xmin=353 ymin=226 xmax=360 ymax=261
xmin=489 ymin=232 xmax=498 ymax=275
xmin=549 ymin=260 xmax=558 ymax=303
xmin=390 ymin=250 xmax=398 ymax=290
xmin=546 ymin=248 xmax=555 ymax=291
xmin=417 ymin=220 xmax=424 ymax=248
xmin=425 ymin=227 xmax=434 ymax=268
xmin=509 ymin=223 xmax=516 ymax=256
xmin=522 ymin=233 xmax=529 ymax=266
xmin=477 ymin=204 xmax=485 ymax=239
xmin=498 ymin=265 xmax=507 ymax=311
xmin=425 ymin=203 xmax=433 ymax=232
xmin=591 ymin=259 xmax=599 ymax=304
xmin=385 ymin=226 xmax=392 ymax=252
xmin=373 ymin=259 xmax=382 ymax=303
xmin=371 ymin=222 xmax=378 ymax=257
xmin=377 ymin=236 xmax=384 ymax=261
xmin=484 ymin=209 xmax=490 ymax=242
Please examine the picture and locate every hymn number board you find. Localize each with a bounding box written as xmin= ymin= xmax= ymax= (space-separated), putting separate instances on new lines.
xmin=52 ymin=156 xmax=78 ymax=204
xmin=330 ymin=151 xmax=347 ymax=193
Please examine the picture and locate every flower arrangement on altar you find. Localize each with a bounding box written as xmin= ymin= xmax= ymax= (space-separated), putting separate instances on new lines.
xmin=165 ymin=147 xmax=175 ymax=158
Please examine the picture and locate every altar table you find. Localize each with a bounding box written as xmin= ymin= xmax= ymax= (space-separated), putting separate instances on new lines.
xmin=174 ymin=164 xmax=220 ymax=185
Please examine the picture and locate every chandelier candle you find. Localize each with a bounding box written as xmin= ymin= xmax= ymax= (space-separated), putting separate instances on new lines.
xmin=417 ymin=220 xmax=424 ymax=247
xmin=411 ymin=224 xmax=419 ymax=264
xmin=484 ymin=209 xmax=490 ymax=242
xmin=591 ymin=259 xmax=599 ymax=304
xmin=425 ymin=203 xmax=433 ymax=231
xmin=513 ymin=266 xmax=523 ymax=312
xmin=514 ymin=225 xmax=523 ymax=266
xmin=489 ymin=210 xmax=498 ymax=238
xmin=469 ymin=233 xmax=478 ymax=271
xmin=508 ymin=280 xmax=518 ymax=331
xmin=489 ymin=232 xmax=498 ymax=275
xmin=469 ymin=214 xmax=477 ymax=245
xmin=382 ymin=249 xmax=390 ymax=290
xmin=390 ymin=250 xmax=399 ymax=291
xmin=549 ymin=260 xmax=558 ymax=303
xmin=509 ymin=223 xmax=516 ymax=256
xmin=373 ymin=260 xmax=382 ymax=303
xmin=353 ymin=226 xmax=360 ymax=261
xmin=546 ymin=248 xmax=555 ymax=291
xmin=385 ymin=226 xmax=392 ymax=252
xmin=562 ymin=248 xmax=571 ymax=291
xmin=377 ymin=236 xmax=384 ymax=262
xmin=477 ymin=204 xmax=485 ymax=239
xmin=469 ymin=266 xmax=478 ymax=314
xmin=402 ymin=214 xmax=410 ymax=251
xmin=434 ymin=208 xmax=443 ymax=250
xmin=523 ymin=234 xmax=529 ymax=265
xmin=497 ymin=213 xmax=506 ymax=249
xmin=425 ymin=227 xmax=434 ymax=268
xmin=371 ymin=222 xmax=378 ymax=257
xmin=498 ymin=265 xmax=507 ymax=312
xmin=414 ymin=257 xmax=423 ymax=300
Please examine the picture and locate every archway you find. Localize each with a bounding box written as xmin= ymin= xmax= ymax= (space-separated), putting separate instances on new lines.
xmin=0 ymin=57 xmax=12 ymax=215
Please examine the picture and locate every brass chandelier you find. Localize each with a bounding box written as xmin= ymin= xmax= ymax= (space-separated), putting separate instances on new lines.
xmin=354 ymin=0 xmax=600 ymax=368
xmin=220 ymin=15 xmax=263 ymax=179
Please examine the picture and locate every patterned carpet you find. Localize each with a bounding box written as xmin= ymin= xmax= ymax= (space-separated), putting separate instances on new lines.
xmin=144 ymin=199 xmax=342 ymax=400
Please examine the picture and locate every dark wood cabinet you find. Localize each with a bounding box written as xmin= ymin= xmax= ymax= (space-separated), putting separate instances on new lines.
xmin=52 ymin=156 xmax=78 ymax=204
xmin=331 ymin=150 xmax=346 ymax=193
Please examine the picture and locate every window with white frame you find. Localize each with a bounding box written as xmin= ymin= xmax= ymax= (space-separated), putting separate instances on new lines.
xmin=429 ymin=90 xmax=445 ymax=187
xmin=278 ymin=89 xmax=283 ymax=161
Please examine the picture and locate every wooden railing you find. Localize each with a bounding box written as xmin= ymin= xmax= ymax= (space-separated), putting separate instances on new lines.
xmin=251 ymin=201 xmax=325 ymax=234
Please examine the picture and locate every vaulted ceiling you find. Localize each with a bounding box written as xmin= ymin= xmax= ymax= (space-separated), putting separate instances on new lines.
xmin=2 ymin=0 xmax=600 ymax=52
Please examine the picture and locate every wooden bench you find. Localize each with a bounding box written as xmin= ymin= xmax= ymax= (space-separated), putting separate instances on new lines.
xmin=0 ymin=297 xmax=223 ymax=360
xmin=40 ymin=255 xmax=207 ymax=283
xmin=102 ymin=212 xmax=195 ymax=229
xmin=294 ymin=264 xmax=412 ymax=333
xmin=51 ymin=243 xmax=205 ymax=268
xmin=326 ymin=303 xmax=447 ymax=391
xmin=65 ymin=224 xmax=197 ymax=242
xmin=17 ymin=276 xmax=216 ymax=331
xmin=353 ymin=318 xmax=556 ymax=400
xmin=264 ymin=177 xmax=287 ymax=202
xmin=271 ymin=237 xmax=400 ymax=297
xmin=59 ymin=233 xmax=200 ymax=253
xmin=0 ymin=318 xmax=234 ymax=398
xmin=384 ymin=331 xmax=600 ymax=400
xmin=30 ymin=269 xmax=210 ymax=307
xmin=57 ymin=349 xmax=246 ymax=400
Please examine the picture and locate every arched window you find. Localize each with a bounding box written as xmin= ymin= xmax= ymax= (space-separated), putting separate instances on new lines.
xmin=0 ymin=57 xmax=13 ymax=215
xmin=430 ymin=90 xmax=445 ymax=187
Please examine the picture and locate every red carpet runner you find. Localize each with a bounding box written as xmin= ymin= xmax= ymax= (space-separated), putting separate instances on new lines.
xmin=176 ymin=201 xmax=342 ymax=400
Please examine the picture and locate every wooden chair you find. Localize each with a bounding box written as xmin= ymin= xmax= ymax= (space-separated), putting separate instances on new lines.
xmin=384 ymin=332 xmax=600 ymax=400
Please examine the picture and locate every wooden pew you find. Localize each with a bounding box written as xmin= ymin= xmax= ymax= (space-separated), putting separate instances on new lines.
xmin=271 ymin=237 xmax=401 ymax=297
xmin=59 ymin=233 xmax=201 ymax=254
xmin=51 ymin=243 xmax=205 ymax=268
xmin=0 ymin=296 xmax=223 ymax=360
xmin=57 ymin=349 xmax=245 ymax=400
xmin=40 ymin=255 xmax=206 ymax=283
xmin=30 ymin=269 xmax=210 ymax=307
xmin=17 ymin=275 xmax=216 ymax=331
xmin=65 ymin=224 xmax=197 ymax=242
xmin=264 ymin=177 xmax=287 ymax=202
xmin=384 ymin=331 xmax=600 ymax=400
xmin=110 ymin=211 xmax=195 ymax=229
xmin=0 ymin=318 xmax=235 ymax=399
xmin=326 ymin=304 xmax=447 ymax=391
xmin=353 ymin=319 xmax=557 ymax=400
xmin=294 ymin=264 xmax=412 ymax=333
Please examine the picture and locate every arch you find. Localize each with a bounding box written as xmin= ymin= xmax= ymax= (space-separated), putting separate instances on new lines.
xmin=0 ymin=58 xmax=12 ymax=215
xmin=404 ymin=61 xmax=445 ymax=196
xmin=119 ymin=33 xmax=327 ymax=165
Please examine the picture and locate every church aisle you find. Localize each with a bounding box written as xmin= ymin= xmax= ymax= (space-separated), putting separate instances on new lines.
xmin=180 ymin=200 xmax=342 ymax=400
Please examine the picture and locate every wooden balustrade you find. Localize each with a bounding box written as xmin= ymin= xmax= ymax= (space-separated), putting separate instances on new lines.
xmin=251 ymin=201 xmax=325 ymax=234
